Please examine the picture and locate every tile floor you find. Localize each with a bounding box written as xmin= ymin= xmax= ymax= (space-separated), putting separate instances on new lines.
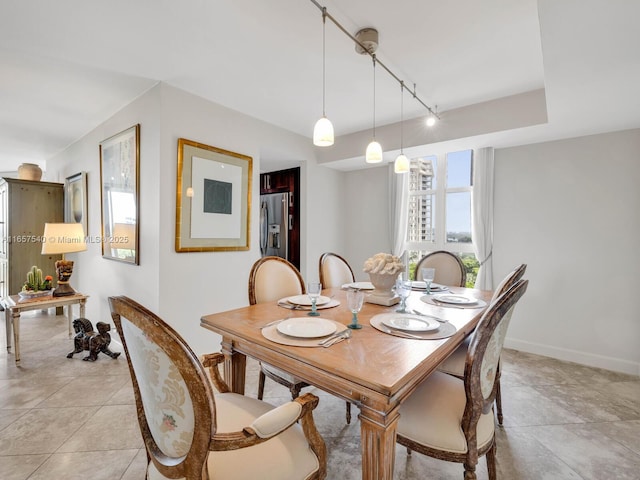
xmin=1 ymin=310 xmax=639 ymax=479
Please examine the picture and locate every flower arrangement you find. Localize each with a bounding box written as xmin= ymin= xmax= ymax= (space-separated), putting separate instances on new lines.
xmin=363 ymin=253 xmax=405 ymax=276
xmin=22 ymin=266 xmax=53 ymax=292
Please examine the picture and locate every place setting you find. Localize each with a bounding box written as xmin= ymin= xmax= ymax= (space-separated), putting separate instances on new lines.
xmin=277 ymin=287 xmax=340 ymax=313
xmin=261 ymin=316 xmax=350 ymax=348
xmin=369 ymin=312 xmax=456 ymax=340
xmin=420 ymin=293 xmax=487 ymax=309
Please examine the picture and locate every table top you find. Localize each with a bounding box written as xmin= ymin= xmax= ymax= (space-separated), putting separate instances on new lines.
xmin=5 ymin=292 xmax=89 ymax=308
xmin=201 ymin=286 xmax=491 ymax=404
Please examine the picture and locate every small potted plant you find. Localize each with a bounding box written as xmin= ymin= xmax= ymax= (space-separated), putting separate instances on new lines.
xmin=19 ymin=266 xmax=53 ymax=298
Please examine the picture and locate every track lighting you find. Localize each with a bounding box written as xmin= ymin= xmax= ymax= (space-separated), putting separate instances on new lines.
xmin=365 ymin=56 xmax=382 ymax=163
xmin=313 ymin=7 xmax=334 ymax=147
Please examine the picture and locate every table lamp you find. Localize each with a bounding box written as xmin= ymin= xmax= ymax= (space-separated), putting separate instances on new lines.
xmin=41 ymin=223 xmax=87 ymax=296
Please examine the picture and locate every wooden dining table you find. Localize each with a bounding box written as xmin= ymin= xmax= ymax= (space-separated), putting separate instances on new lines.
xmin=200 ymin=285 xmax=492 ymax=480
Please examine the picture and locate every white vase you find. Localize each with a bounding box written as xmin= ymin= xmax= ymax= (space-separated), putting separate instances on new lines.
xmin=17 ymin=163 xmax=43 ymax=181
xmin=368 ymin=272 xmax=400 ymax=298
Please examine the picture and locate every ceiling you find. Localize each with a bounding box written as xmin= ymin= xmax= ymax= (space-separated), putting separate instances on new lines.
xmin=1 ymin=0 xmax=639 ymax=173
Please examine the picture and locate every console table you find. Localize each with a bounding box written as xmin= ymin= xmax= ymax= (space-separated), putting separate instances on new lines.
xmin=3 ymin=293 xmax=88 ymax=365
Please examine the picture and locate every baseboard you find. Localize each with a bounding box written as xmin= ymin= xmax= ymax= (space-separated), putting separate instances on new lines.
xmin=504 ymin=337 xmax=640 ymax=376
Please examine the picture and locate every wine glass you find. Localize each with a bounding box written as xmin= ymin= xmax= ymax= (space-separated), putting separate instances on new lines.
xmin=394 ymin=277 xmax=411 ymax=313
xmin=346 ymin=289 xmax=365 ymax=329
xmin=421 ymin=268 xmax=436 ymax=294
xmin=307 ymin=282 xmax=322 ymax=316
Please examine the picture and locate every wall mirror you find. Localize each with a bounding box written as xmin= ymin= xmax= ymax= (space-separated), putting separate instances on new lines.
xmin=99 ymin=124 xmax=140 ymax=265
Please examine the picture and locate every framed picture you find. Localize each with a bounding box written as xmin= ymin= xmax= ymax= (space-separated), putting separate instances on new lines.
xmin=176 ymin=138 xmax=252 ymax=252
xmin=65 ymin=171 xmax=88 ymax=235
xmin=99 ymin=124 xmax=140 ymax=265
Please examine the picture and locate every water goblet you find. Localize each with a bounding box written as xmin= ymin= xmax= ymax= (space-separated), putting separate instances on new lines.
xmin=395 ymin=277 xmax=411 ymax=313
xmin=346 ymin=289 xmax=365 ymax=329
xmin=307 ymin=282 xmax=322 ymax=316
xmin=421 ymin=268 xmax=436 ymax=294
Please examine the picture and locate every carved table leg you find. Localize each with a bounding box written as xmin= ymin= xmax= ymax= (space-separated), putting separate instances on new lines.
xmin=221 ymin=337 xmax=246 ymax=395
xmin=67 ymin=304 xmax=73 ymax=337
xmin=358 ymin=404 xmax=400 ymax=480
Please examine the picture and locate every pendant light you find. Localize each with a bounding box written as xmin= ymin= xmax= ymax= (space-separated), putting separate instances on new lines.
xmin=365 ymin=55 xmax=382 ymax=163
xmin=313 ymin=8 xmax=334 ymax=147
xmin=394 ymin=82 xmax=410 ymax=173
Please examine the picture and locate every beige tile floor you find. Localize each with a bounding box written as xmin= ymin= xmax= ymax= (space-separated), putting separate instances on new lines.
xmin=1 ymin=310 xmax=639 ymax=479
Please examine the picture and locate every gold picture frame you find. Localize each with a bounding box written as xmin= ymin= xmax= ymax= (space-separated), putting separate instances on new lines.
xmin=99 ymin=124 xmax=140 ymax=264
xmin=176 ymin=139 xmax=252 ymax=252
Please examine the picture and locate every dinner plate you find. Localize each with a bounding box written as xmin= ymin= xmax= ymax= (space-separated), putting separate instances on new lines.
xmin=409 ymin=281 xmax=427 ymax=290
xmin=286 ymin=294 xmax=331 ymax=306
xmin=342 ymin=282 xmax=375 ymax=290
xmin=379 ymin=313 xmax=440 ymax=332
xmin=432 ymin=294 xmax=478 ymax=305
xmin=276 ymin=317 xmax=337 ymax=338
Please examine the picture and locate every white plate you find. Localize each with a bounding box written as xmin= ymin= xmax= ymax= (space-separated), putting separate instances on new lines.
xmin=380 ymin=313 xmax=440 ymax=332
xmin=276 ymin=318 xmax=337 ymax=338
xmin=286 ymin=295 xmax=331 ymax=306
xmin=342 ymin=282 xmax=375 ymax=290
xmin=409 ymin=281 xmax=427 ymax=289
xmin=432 ymin=294 xmax=478 ymax=305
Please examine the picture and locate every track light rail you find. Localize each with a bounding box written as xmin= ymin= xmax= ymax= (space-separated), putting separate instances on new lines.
xmin=308 ymin=0 xmax=439 ymax=119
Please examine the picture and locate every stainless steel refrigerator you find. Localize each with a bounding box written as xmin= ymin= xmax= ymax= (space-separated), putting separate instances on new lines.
xmin=259 ymin=192 xmax=289 ymax=260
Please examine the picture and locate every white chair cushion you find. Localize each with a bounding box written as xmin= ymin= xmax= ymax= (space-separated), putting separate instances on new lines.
xmin=254 ymin=260 xmax=303 ymax=304
xmin=437 ymin=337 xmax=470 ymax=377
xmin=261 ymin=362 xmax=303 ymax=384
xmin=148 ymin=392 xmax=319 ymax=480
xmin=397 ymin=371 xmax=495 ymax=455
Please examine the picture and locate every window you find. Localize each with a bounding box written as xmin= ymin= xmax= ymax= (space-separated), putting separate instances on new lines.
xmin=405 ymin=149 xmax=479 ymax=286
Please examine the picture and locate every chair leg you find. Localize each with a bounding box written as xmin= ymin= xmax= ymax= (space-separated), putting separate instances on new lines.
xmin=346 ymin=402 xmax=351 ymax=424
xmin=289 ymin=384 xmax=301 ymax=400
xmin=486 ymin=441 xmax=497 ymax=480
xmin=463 ymin=463 xmax=477 ymax=480
xmin=406 ymin=447 xmax=412 ymax=456
xmin=257 ymin=370 xmax=266 ymax=400
xmin=495 ymin=379 xmax=504 ymax=426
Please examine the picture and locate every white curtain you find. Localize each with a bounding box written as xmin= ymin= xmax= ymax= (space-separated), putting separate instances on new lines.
xmin=388 ymin=163 xmax=409 ymax=258
xmin=472 ymin=147 xmax=494 ymax=290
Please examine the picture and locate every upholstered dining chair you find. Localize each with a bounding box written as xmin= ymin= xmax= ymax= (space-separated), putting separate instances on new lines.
xmin=109 ymin=295 xmax=327 ymax=480
xmin=317 ymin=252 xmax=356 ymax=423
xmin=437 ymin=264 xmax=527 ymax=425
xmin=396 ymin=279 xmax=528 ymax=480
xmin=248 ymin=256 xmax=310 ymax=401
xmin=319 ymin=252 xmax=355 ymax=289
xmin=414 ymin=250 xmax=467 ymax=287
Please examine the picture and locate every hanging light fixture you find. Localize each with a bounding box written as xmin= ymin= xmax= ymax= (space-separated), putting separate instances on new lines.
xmin=426 ymin=105 xmax=438 ymax=127
xmin=365 ymin=55 xmax=382 ymax=163
xmin=313 ymin=7 xmax=334 ymax=147
xmin=394 ymin=81 xmax=410 ymax=174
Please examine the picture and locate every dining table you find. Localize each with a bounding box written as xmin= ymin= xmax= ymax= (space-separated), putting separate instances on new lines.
xmin=200 ymin=284 xmax=492 ymax=480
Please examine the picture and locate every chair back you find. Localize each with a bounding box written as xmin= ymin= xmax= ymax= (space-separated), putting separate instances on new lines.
xmin=319 ymin=252 xmax=355 ymax=288
xmin=414 ymin=250 xmax=467 ymax=286
xmin=109 ymin=296 xmax=215 ymax=479
xmin=249 ymin=256 xmax=306 ymax=305
xmin=491 ymin=264 xmax=527 ymax=301
xmin=463 ymin=280 xmax=528 ymax=432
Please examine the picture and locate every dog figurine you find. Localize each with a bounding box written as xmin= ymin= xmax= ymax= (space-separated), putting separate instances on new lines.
xmin=67 ymin=318 xmax=121 ymax=362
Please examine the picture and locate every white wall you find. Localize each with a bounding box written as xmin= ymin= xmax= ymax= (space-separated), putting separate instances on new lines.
xmin=341 ymin=129 xmax=640 ymax=375
xmin=343 ymin=165 xmax=392 ymax=281
xmin=49 ymin=84 xmax=345 ymax=356
xmin=48 ymin=88 xmax=162 ymax=326
xmin=494 ymin=128 xmax=640 ymax=375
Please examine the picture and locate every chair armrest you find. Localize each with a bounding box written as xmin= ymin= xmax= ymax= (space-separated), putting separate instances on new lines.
xmin=209 ymin=392 xmax=327 ymax=470
xmin=201 ymin=353 xmax=230 ymax=393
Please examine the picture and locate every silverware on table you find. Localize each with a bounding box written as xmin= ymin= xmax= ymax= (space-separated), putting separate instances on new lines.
xmin=411 ymin=309 xmax=448 ymax=323
xmin=277 ymin=302 xmax=303 ymax=310
xmin=318 ymin=329 xmax=347 ymax=345
xmin=260 ymin=318 xmax=288 ymax=329
xmin=378 ymin=325 xmax=423 ymax=339
xmin=322 ymin=330 xmax=351 ymax=347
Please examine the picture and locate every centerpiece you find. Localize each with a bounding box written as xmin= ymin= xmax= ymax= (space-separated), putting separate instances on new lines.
xmin=19 ymin=265 xmax=53 ymax=298
xmin=363 ymin=253 xmax=405 ymax=306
